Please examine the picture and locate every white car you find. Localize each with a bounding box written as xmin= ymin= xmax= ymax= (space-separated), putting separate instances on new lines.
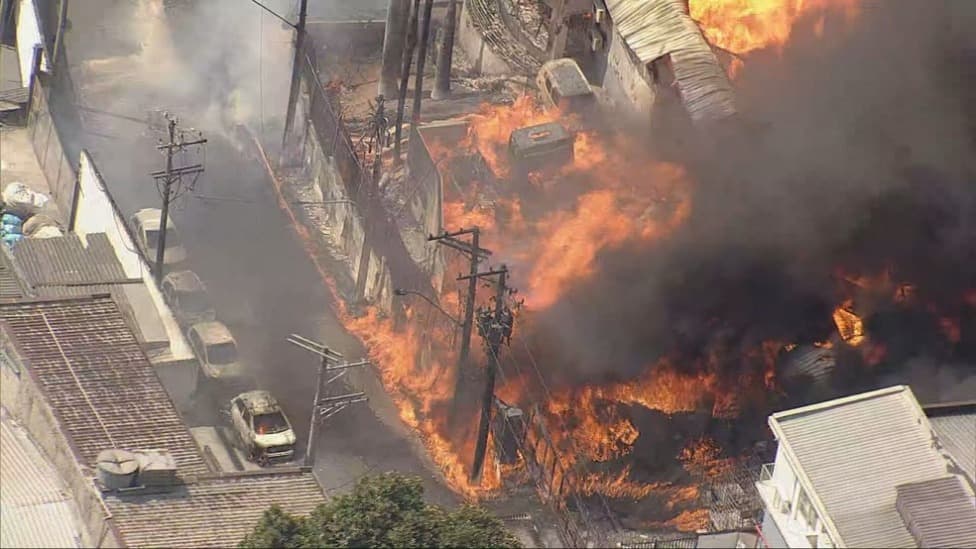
xmin=130 ymin=208 xmax=188 ymax=267
xmin=229 ymin=390 xmax=297 ymax=465
xmin=187 ymin=321 xmax=245 ymax=380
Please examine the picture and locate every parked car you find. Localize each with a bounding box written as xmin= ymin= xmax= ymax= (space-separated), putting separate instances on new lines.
xmin=536 ymin=58 xmax=597 ymax=117
xmin=187 ymin=321 xmax=245 ymax=380
xmin=161 ymin=270 xmax=217 ymax=329
xmin=229 ymin=390 xmax=297 ymax=465
xmin=130 ymin=208 xmax=188 ymax=267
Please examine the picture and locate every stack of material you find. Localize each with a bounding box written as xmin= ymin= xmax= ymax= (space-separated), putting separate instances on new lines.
xmin=1 ymin=182 xmax=61 ymax=248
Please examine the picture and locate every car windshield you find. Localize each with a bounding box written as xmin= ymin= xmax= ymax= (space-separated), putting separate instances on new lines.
xmin=145 ymin=228 xmax=160 ymax=249
xmin=206 ymin=341 xmax=238 ymax=365
xmin=253 ymin=412 xmax=290 ymax=435
xmin=145 ymin=228 xmax=181 ymax=249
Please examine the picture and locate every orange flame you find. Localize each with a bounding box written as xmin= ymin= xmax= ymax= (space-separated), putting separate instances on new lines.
xmin=690 ymin=0 xmax=861 ymax=56
xmin=832 ymin=299 xmax=866 ymax=346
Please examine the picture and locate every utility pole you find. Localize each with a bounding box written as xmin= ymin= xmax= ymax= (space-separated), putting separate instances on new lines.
xmin=151 ymin=114 xmax=206 ymax=283
xmin=428 ymin=227 xmax=492 ymax=426
xmin=281 ymin=0 xmax=309 ymax=152
xmin=394 ymin=0 xmax=421 ymax=162
xmin=379 ymin=0 xmax=410 ymax=98
xmin=462 ymin=265 xmax=513 ymax=483
xmin=410 ymin=0 xmax=435 ymax=124
xmin=287 ymin=334 xmax=370 ymax=468
xmin=431 ymin=0 xmax=458 ymax=100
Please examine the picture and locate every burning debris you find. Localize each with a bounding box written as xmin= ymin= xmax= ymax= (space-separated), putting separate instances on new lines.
xmin=276 ymin=0 xmax=976 ymax=539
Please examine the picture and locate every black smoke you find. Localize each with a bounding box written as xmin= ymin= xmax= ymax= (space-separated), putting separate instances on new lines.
xmin=522 ymin=1 xmax=976 ymax=404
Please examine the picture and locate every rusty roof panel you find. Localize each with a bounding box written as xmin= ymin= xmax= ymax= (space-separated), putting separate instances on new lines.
xmin=0 ymin=296 xmax=208 ymax=476
xmin=104 ymin=470 xmax=325 ymax=548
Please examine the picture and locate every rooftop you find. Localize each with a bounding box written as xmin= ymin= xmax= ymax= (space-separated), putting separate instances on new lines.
xmin=769 ymin=385 xmax=974 ymax=548
xmin=604 ymin=0 xmax=737 ymax=123
xmin=924 ymin=401 xmax=976 ymax=484
xmin=0 ymin=407 xmax=85 ymax=548
xmin=103 ymin=469 xmax=325 ymax=548
xmin=10 ymin=233 xmax=170 ymax=351
xmin=0 ymin=246 xmax=29 ymax=300
xmin=0 ymin=295 xmax=209 ymax=476
xmin=895 ymin=476 xmax=976 ymax=549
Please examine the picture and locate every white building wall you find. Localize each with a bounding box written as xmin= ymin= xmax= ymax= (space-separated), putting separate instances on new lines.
xmin=15 ymin=0 xmax=49 ymax=84
xmin=757 ymin=445 xmax=837 ymax=549
xmin=601 ymin=26 xmax=655 ymax=120
xmin=74 ymin=151 xmax=193 ymax=362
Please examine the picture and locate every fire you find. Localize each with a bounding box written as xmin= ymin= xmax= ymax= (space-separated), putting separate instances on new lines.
xmin=679 ymin=437 xmax=736 ymax=480
xmin=666 ymin=509 xmax=711 ymax=532
xmin=690 ymin=0 xmax=861 ymax=56
xmin=832 ymin=299 xmax=865 ymax=345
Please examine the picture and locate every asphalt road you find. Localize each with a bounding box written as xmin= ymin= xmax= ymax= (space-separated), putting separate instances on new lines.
xmin=62 ymin=0 xmax=455 ymax=505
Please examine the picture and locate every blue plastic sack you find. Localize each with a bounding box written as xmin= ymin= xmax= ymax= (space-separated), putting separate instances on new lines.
xmin=2 ymin=233 xmax=24 ymax=247
xmin=2 ymin=224 xmax=22 ymax=235
xmin=1 ymin=213 xmax=24 ymax=226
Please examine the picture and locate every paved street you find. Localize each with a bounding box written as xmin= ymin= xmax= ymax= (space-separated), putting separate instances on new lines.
xmin=61 ymin=0 xmax=455 ymax=504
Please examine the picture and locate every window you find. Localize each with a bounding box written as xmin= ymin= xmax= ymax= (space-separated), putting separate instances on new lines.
xmin=796 ymin=489 xmax=818 ymax=530
xmin=206 ymin=341 xmax=238 ymax=365
xmin=234 ymin=399 xmax=246 ymax=415
xmin=145 ymin=228 xmax=161 ymax=249
xmin=253 ymin=412 xmax=290 ymax=435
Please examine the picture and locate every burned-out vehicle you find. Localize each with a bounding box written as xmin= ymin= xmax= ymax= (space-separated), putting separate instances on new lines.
xmin=508 ymin=122 xmax=575 ymax=177
xmin=536 ymin=58 xmax=597 ymax=118
xmin=161 ymin=270 xmax=216 ymax=330
xmin=229 ymin=390 xmax=297 ymax=465
xmin=187 ymin=320 xmax=245 ymax=381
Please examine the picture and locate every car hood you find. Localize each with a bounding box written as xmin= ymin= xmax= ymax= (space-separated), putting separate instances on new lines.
xmin=254 ymin=429 xmax=296 ymax=448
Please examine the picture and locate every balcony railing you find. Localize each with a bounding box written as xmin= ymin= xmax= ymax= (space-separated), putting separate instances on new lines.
xmin=759 ymin=462 xmax=775 ymax=482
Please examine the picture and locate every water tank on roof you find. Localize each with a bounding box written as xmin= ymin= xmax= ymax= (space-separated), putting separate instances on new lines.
xmin=132 ymin=449 xmax=178 ymax=486
xmin=96 ymin=449 xmax=139 ymax=490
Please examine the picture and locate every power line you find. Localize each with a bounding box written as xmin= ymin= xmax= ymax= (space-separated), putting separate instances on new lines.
xmin=247 ymin=0 xmax=296 ymax=29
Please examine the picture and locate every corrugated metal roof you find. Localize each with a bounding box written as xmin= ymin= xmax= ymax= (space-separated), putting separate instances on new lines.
xmin=895 ymin=476 xmax=976 ymax=549
xmin=770 ymin=386 xmax=964 ymax=548
xmin=0 ymin=296 xmax=209 ymax=476
xmin=103 ymin=470 xmax=325 ymax=547
xmin=605 ymin=0 xmax=737 ymax=123
xmin=0 ymin=407 xmax=84 ymax=548
xmin=0 ymin=247 xmax=29 ymax=300
xmin=928 ymin=410 xmax=976 ymax=485
xmin=12 ymin=233 xmax=129 ymax=286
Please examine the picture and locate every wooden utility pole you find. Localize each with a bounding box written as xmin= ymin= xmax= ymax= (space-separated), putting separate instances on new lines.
xmin=379 ymin=0 xmax=410 ymax=98
xmin=463 ymin=265 xmax=512 ymax=483
xmin=287 ymin=334 xmax=370 ymax=468
xmin=431 ymin=0 xmax=458 ymax=100
xmin=428 ymin=228 xmax=492 ymax=426
xmin=394 ymin=0 xmax=421 ymax=162
xmin=151 ymin=114 xmax=206 ymax=283
xmin=410 ymin=0 xmax=435 ymax=124
xmin=281 ymin=0 xmax=309 ymax=151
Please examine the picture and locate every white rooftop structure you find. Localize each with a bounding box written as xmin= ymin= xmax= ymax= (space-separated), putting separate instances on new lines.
xmin=0 ymin=407 xmax=85 ymax=548
xmin=756 ymin=385 xmax=976 ymax=549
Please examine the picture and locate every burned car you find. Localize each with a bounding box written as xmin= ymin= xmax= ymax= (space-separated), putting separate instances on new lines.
xmin=508 ymin=122 xmax=574 ymax=176
xmin=187 ymin=320 xmax=245 ymax=381
xmin=536 ymin=58 xmax=597 ymax=117
xmin=229 ymin=390 xmax=297 ymax=465
xmin=161 ymin=270 xmax=216 ymax=330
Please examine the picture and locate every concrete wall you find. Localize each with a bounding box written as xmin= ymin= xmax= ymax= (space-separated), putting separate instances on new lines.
xmin=600 ymin=26 xmax=655 ymax=121
xmin=73 ymin=151 xmax=198 ymax=401
xmin=457 ymin=0 xmax=513 ymax=76
xmin=25 ymin=71 xmax=74 ymax=215
xmin=14 ymin=0 xmax=48 ymax=85
xmin=0 ymin=334 xmax=123 ymax=548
